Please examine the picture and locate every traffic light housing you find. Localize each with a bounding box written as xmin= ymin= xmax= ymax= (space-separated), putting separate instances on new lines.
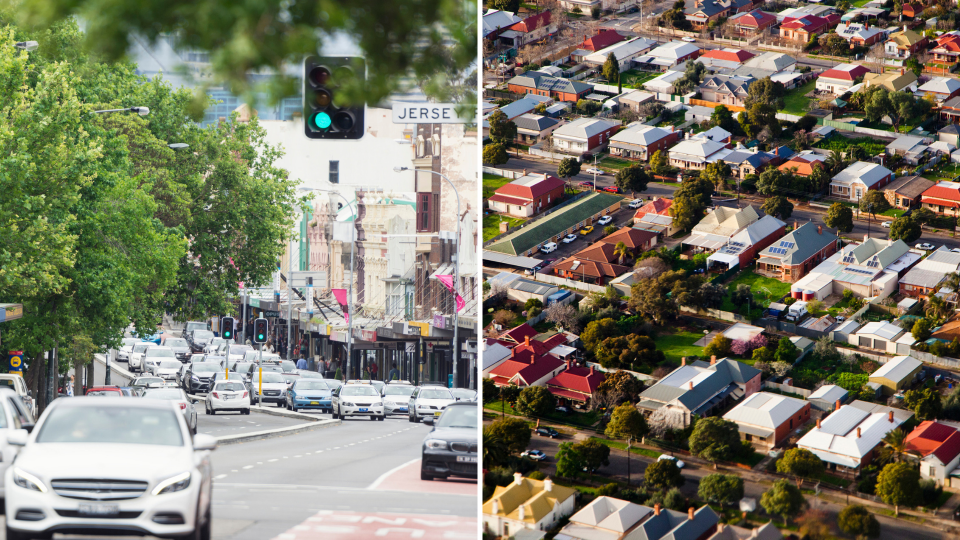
xmin=254 ymin=318 xmax=268 ymax=344
xmin=303 ymin=56 xmax=365 ymax=140
xmin=221 ymin=317 xmax=235 ymax=341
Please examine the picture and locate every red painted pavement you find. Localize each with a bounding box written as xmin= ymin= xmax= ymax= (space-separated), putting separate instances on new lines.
xmin=272 ymin=510 xmax=477 ymax=540
xmin=375 ymin=459 xmax=478 ymax=496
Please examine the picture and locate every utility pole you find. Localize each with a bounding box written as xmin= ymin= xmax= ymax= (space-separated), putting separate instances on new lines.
xmin=627 ymin=436 xmax=633 ymax=485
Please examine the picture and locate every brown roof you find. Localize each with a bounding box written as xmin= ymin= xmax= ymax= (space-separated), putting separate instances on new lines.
xmin=600 ymin=227 xmax=658 ymax=249
xmin=572 ymin=241 xmax=619 ymax=263
xmin=778 ymin=157 xmax=823 ymax=177
xmin=884 ymin=175 xmax=936 ymax=199
xmin=553 ymin=258 xmax=630 ymax=278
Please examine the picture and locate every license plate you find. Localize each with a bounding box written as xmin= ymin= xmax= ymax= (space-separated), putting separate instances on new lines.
xmin=311 ymin=401 xmax=319 ymax=405
xmin=434 ymin=412 xmax=442 ymax=417
xmin=456 ymin=456 xmax=477 ymax=463
xmin=359 ymin=408 xmax=368 ymax=412
xmin=399 ymin=407 xmax=408 ymax=411
xmin=78 ymin=503 xmax=120 ymax=516
xmin=226 ymin=395 xmax=236 ymax=400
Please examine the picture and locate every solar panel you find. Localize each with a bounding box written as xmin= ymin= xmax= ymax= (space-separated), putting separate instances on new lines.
xmin=779 ymin=241 xmax=795 ymax=248
xmin=842 ymin=254 xmax=856 ymax=264
xmin=866 ymin=259 xmax=879 ymax=268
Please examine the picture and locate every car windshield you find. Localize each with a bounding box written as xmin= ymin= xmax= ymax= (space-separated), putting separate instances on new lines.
xmin=435 ymin=405 xmax=477 ymax=429
xmin=280 ymin=361 xmax=297 ymax=372
xmin=451 ymin=389 xmax=476 ymax=400
xmin=86 ymin=389 xmax=122 ymax=396
xmin=141 ymin=389 xmax=184 ymax=400
xmin=0 ymin=379 xmax=16 ymax=390
xmin=166 ymin=338 xmax=188 ymax=347
xmin=159 ymin=361 xmax=182 ymax=369
xmin=296 ymin=381 xmax=329 ymax=391
xmin=146 ymin=349 xmax=175 ymax=358
xmin=419 ymin=389 xmax=453 ymax=400
xmin=36 ymin=405 xmax=184 ymax=446
xmin=341 ymin=386 xmax=378 ymax=397
xmin=193 ymin=330 xmax=214 ymax=340
xmin=135 ymin=377 xmax=162 ymax=386
xmin=192 ymin=363 xmax=221 ymax=373
xmin=133 ymin=344 xmax=151 ymax=353
xmin=258 ymin=366 xmax=283 ymax=373
xmin=254 ymin=373 xmax=285 ymax=384
xmin=384 ymin=387 xmax=414 ymax=397
xmin=298 ymin=371 xmax=324 ymax=379
xmin=187 ymin=322 xmax=207 ymax=331
xmin=213 ymin=372 xmax=239 ymax=380
xmin=215 ymin=382 xmax=245 ymax=392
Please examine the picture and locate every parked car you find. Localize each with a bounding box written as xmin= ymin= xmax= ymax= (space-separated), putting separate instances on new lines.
xmin=916 ymin=243 xmax=936 ymax=250
xmin=597 ymin=215 xmax=613 ymax=226
xmin=520 ymin=449 xmax=548 ymax=462
xmin=578 ymin=181 xmax=594 ymax=188
xmin=580 ymin=225 xmax=594 ymax=235
xmin=541 ymin=242 xmax=558 ymax=253
xmin=602 ymin=186 xmax=621 ymax=194
xmin=658 ymin=454 xmax=685 ymax=468
xmin=561 ymin=234 xmax=578 ymax=244
xmin=682 ymin=36 xmax=696 ymax=42
xmin=180 ymin=320 xmax=210 ymax=339
xmin=628 ymin=198 xmax=644 ymax=209
xmin=535 ymin=427 xmax=559 ymax=438
xmin=585 ymin=168 xmax=604 ymax=175
xmin=881 ymin=221 xmax=893 ymax=228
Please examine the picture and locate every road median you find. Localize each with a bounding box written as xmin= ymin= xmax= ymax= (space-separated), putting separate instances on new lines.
xmin=214 ymin=417 xmax=340 ymax=446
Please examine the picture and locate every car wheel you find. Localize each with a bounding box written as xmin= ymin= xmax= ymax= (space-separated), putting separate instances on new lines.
xmin=420 ymin=469 xmax=433 ymax=481
xmin=276 ymin=401 xmax=283 ymax=408
xmin=414 ymin=413 xmax=421 ymax=423
xmin=378 ymin=415 xmax=385 ymax=421
xmin=408 ymin=413 xmax=414 ymax=423
xmin=243 ymin=409 xmax=250 ymax=415
xmin=370 ymin=415 xmax=376 ymax=421
xmin=292 ymin=406 xmax=298 ymax=413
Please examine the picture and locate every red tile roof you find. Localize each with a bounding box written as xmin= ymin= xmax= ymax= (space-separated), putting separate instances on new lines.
xmin=540 ymin=333 xmax=568 ymax=350
xmin=582 ymin=30 xmax=626 ymax=51
xmin=902 ymin=2 xmax=923 ymax=16
xmin=487 ymin=193 xmax=532 ymax=206
xmin=601 ymin=227 xmax=658 ymax=250
xmin=489 ymin=353 xmax=565 ymax=386
xmin=936 ymin=41 xmax=960 ymax=53
xmin=573 ymin=241 xmax=620 ymax=263
xmin=736 ymin=9 xmax=776 ymax=27
xmin=546 ymin=364 xmax=606 ymax=394
xmin=495 ymin=174 xmax=566 ymax=201
xmin=819 ymin=64 xmax=871 ymax=81
xmin=781 ymin=14 xmax=837 ymax=32
xmin=500 ymin=323 xmax=539 ymax=345
xmin=700 ymin=48 xmax=755 ymax=63
xmin=906 ymin=421 xmax=956 ymax=456
xmin=509 ymin=11 xmax=552 ymax=33
xmin=634 ymin=198 xmax=673 ymax=220
xmin=932 ymin=430 xmax=960 ymax=465
xmin=553 ymin=258 xmax=630 ymax=279
xmin=922 ymin=183 xmax=960 ymax=204
xmin=936 ymin=32 xmax=960 ymax=46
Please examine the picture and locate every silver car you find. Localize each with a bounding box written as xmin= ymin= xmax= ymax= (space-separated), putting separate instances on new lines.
xmin=0 ymin=388 xmax=35 ymax=498
xmin=141 ymin=387 xmax=198 ymax=435
xmin=142 ymin=347 xmax=176 ymax=375
xmin=408 ymin=386 xmax=456 ymax=424
xmin=381 ymin=384 xmax=415 ymax=416
xmin=116 ymin=337 xmax=140 ymax=363
xmin=163 ymin=338 xmax=193 ymax=362
xmin=127 ymin=342 xmax=157 ymax=373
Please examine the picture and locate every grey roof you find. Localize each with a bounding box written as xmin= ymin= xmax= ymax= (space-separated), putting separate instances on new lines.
xmin=847 ymin=399 xmax=915 ymax=422
xmin=508 ymin=71 xmax=593 ymax=95
xmin=624 ymin=506 xmax=718 ymax=540
xmin=899 ymin=267 xmax=949 ymax=288
xmin=685 ymin=0 xmax=727 ymax=17
xmin=737 ymin=424 xmax=775 ymax=437
xmin=639 ymin=359 xmax=760 ymax=412
xmin=514 ymin=114 xmax=560 ymax=132
xmin=731 ymin=66 xmax=776 ymax=80
xmin=512 ymin=279 xmax=556 ymax=295
xmin=483 ymin=342 xmax=512 ymax=370
xmin=699 ymin=74 xmax=755 ymax=96
xmin=808 ymin=384 xmax=849 ymax=404
xmin=887 ymin=135 xmax=927 ymax=153
xmin=884 ymin=175 xmax=935 ymax=199
xmin=870 ymin=355 xmax=922 ymax=383
xmin=758 ymin=222 xmax=839 ymax=265
xmin=554 ymin=117 xmax=621 ymax=140
xmin=940 ymin=124 xmax=960 ymax=136
xmin=743 ymin=52 xmax=796 ymax=72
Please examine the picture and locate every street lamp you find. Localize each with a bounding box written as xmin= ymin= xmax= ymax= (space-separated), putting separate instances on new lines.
xmin=14 ymin=41 xmax=38 ymax=51
xmin=298 ymin=187 xmax=357 ymax=380
xmin=168 ymin=143 xmax=189 ymax=150
xmin=92 ymin=107 xmax=149 ymax=116
xmin=393 ymin=166 xmax=462 ymax=389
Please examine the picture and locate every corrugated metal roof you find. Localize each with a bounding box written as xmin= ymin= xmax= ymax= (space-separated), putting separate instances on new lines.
xmin=855 ymin=321 xmax=904 ymax=341
xmin=808 ymin=384 xmax=848 ymax=404
xmin=798 ymin=403 xmax=907 ymax=462
xmin=870 ymin=355 xmax=922 ymax=383
xmin=723 ymin=391 xmax=807 ymax=429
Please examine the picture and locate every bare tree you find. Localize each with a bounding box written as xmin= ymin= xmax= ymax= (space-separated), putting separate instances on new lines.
xmin=648 ymin=407 xmax=684 ymax=438
xmin=865 ymin=42 xmax=885 ymax=74
xmin=634 ymin=257 xmax=670 ymax=280
xmin=771 ymin=361 xmax=792 ymax=377
xmin=489 ymin=280 xmax=509 ymax=302
xmin=544 ymin=302 xmax=580 ymax=332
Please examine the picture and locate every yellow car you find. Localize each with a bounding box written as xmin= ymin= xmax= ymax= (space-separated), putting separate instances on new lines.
xmin=580 ymin=225 xmax=594 ymax=235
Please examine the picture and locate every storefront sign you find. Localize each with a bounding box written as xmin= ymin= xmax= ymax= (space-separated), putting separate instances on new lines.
xmin=352 ymin=328 xmax=377 ymax=342
xmin=433 ymin=314 xmax=446 ymax=330
xmin=249 ymin=298 xmax=261 ymax=308
xmin=406 ymin=321 xmax=430 ymax=337
xmin=261 ymin=310 xmax=281 ymax=318
xmin=330 ymin=331 xmax=347 ymax=343
xmin=392 ymin=103 xmax=471 ymax=124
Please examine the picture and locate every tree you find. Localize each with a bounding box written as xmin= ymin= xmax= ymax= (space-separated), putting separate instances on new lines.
xmin=878 ymin=427 xmax=908 ymax=465
xmin=860 ymin=190 xmax=891 ymax=219
xmin=797 ymin=509 xmax=832 ymax=540
xmin=602 ymin=52 xmax=620 ymax=88
xmin=674 ymin=60 xmax=707 ymax=95
xmin=613 ymin=241 xmax=631 ymax=266
xmin=825 ymin=150 xmax=847 ymax=175
xmin=904 ymin=387 xmax=943 ymax=421
xmin=595 ymin=370 xmax=645 ymax=406
xmin=756 ymin=168 xmax=790 ymax=196
xmin=745 ymin=76 xmax=787 ymax=110
xmin=499 ymin=384 xmax=522 ymax=406
xmin=876 ymin=462 xmax=921 ymax=515
xmin=777 ymin=448 xmax=824 ymax=487
xmin=597 ymin=334 xmax=664 ymax=369
xmin=483 ymin=378 xmax=499 ymax=403
xmin=809 ymin=164 xmax=831 ymax=193
xmin=761 ymin=196 xmax=794 ymax=219
xmin=577 ymin=99 xmax=602 ymax=115
xmin=485 ymin=417 xmax=532 ymax=454
xmin=792 ymin=129 xmax=812 ymax=151
xmin=689 ymin=417 xmax=742 ymax=465
xmin=556 ymin=442 xmax=585 ymax=478
xmin=558 ymin=157 xmax=582 ymax=179
xmin=905 ymin=56 xmax=923 ymax=77
xmin=912 ymin=206 xmax=937 ymax=225
xmin=669 ymin=194 xmax=704 ymax=232
xmin=770 ymin=361 xmax=792 ymax=377
xmin=911 ymin=317 xmax=934 ymax=342
xmin=488 ymin=110 xmax=518 ymax=147
xmin=889 ymin=216 xmax=922 ymax=243
xmin=515 ymin=386 xmax=556 ymax=417
xmin=483 ymin=143 xmax=508 ymax=165
xmin=493 ymin=0 xmax=521 ymax=13
xmin=752 ymin=346 xmax=775 ymax=364
xmin=824 ymin=202 xmax=854 ymax=233
xmin=649 ymin=150 xmax=669 ymax=175
xmin=483 ymin=427 xmax=510 ymax=468
xmin=615 ymin=166 xmax=651 ymax=196
xmin=704 ymin=334 xmax=732 ymax=359
xmin=699 ymin=282 xmax=725 ymax=310
xmin=701 ymin=160 xmax=732 ymax=191
xmin=925 ymin=295 xmax=951 ymax=322
xmin=838 ymin=505 xmax=881 ymax=538
xmin=730 ymin=284 xmax=753 ymax=311
xmin=581 ymin=318 xmax=620 ymax=352
xmin=605 ymin=402 xmax=649 ymax=440
xmin=775 ymin=336 xmax=799 ymax=364
xmin=760 ymin=479 xmax=807 ymax=525
xmin=575 ymin=439 xmax=611 ymax=471
xmin=544 ymin=302 xmax=580 ymax=332
xmin=698 ymin=474 xmax=744 ymax=507
xmin=710 ymin=105 xmax=738 ymax=133
xmin=644 ymin=458 xmax=685 ymax=491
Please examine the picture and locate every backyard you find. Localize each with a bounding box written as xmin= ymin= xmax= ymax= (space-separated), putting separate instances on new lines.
xmin=483 ymin=172 xmax=514 ymax=200
xmin=719 ymin=271 xmax=792 ymax=318
xmin=779 ymin=80 xmax=816 ymax=116
xmin=620 ymin=69 xmax=660 ymax=89
xmin=922 ymin=162 xmax=960 ymax=182
xmin=653 ymin=329 xmax=705 ymax=364
xmin=483 ymin=212 xmax=527 ymax=242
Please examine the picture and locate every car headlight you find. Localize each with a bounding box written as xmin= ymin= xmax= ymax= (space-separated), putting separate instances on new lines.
xmin=373 ymin=401 xmax=382 ymax=407
xmin=152 ymin=471 xmax=192 ymax=495
xmin=424 ymin=439 xmax=447 ymax=450
xmin=343 ymin=402 xmax=354 ymax=407
xmin=191 ymin=375 xmax=199 ymax=381
xmin=12 ymin=468 xmax=46 ymax=493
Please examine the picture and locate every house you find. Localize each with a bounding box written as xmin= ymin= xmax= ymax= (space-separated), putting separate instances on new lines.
xmin=609 ymin=124 xmax=682 ymax=161
xmin=507 ymin=71 xmax=593 ymax=102
xmin=835 ymin=22 xmax=885 ymax=47
xmin=483 ymin=474 xmax=577 ymax=537
xmin=500 ymin=11 xmax=556 ymax=49
xmin=777 ymin=150 xmax=827 ymax=177
xmin=600 ymin=226 xmax=659 ymax=256
xmin=756 ymin=223 xmax=841 ymax=283
xmin=633 ymin=197 xmax=681 ymax=237
xmin=551 ymin=118 xmax=621 ymax=155
xmin=864 ymin=69 xmax=919 ymax=93
xmin=636 ymin=357 xmax=762 ymax=426
xmin=489 ymin=173 xmax=566 ymax=218
xmin=816 ymin=64 xmax=871 ymax=94
xmin=559 ymin=497 xmax=721 ymax=540
xmin=905 ymin=421 xmax=960 ymax=488
xmin=705 ymin=215 xmax=786 ymax=272
xmin=581 ymin=29 xmax=627 ymax=51
xmin=723 ymin=392 xmax=812 ymax=449
xmin=618 ymin=91 xmax=656 ymax=113
xmin=807 ymin=384 xmax=849 ymax=412
xmin=643 ymin=70 xmax=686 ymax=94
xmin=487 ymin=345 xmax=567 ymax=387
xmin=708 ymin=523 xmax=783 ymax=540
xmin=921 ymin=181 xmax=960 ymax=216
xmin=791 ymin=238 xmax=918 ymax=301
xmin=829 ymin=161 xmax=895 ymax=201
xmin=729 ymin=9 xmax=778 ymax=35
xmin=868 ymin=355 xmax=923 ymax=396
xmin=585 ymin=38 xmax=658 ymax=71
xmin=684 ymin=0 xmax=733 ymax=30
xmin=545 ymin=360 xmax=606 ymax=407
xmin=931 ymin=32 xmax=960 ymax=67
xmin=899 ymin=246 xmax=960 ymax=298
xmin=885 ymin=27 xmax=929 ymax=58
xmin=668 ymin=136 xmax=732 ymax=170
xmin=940 ymin=124 xmax=960 ymax=146
xmin=942 ymin=97 xmax=960 ymax=124
xmin=723 ymin=148 xmax=775 ymax=179
xmin=690 ymin=205 xmax=760 ymax=238
xmin=696 ymin=48 xmax=756 ymax=70
xmin=513 ymin=114 xmax=561 ymax=145
xmin=797 ymin=400 xmax=913 ymax=471
xmin=488 ymin=274 xmax=562 ymax=305
xmin=739 ymin=52 xmax=797 ymax=74
xmin=695 ymin=126 xmax=733 ymax=144
xmin=552 ymin=241 xmax=632 ymax=285
xmin=920 ymin=77 xmax=960 ymax=104
xmin=901 ymin=2 xmax=924 ymax=18
xmin=697 ymin=75 xmax=755 ymax=107
xmin=882 ymin=175 xmax=935 ymax=210
xmin=624 ymin=505 xmax=720 ymax=540
xmin=482 ymin=340 xmax=513 ymax=376
xmin=483 ymin=9 xmax=524 ymax=39
xmin=780 ymin=14 xmax=841 ymax=43
xmin=634 ymin=41 xmax=702 ymax=71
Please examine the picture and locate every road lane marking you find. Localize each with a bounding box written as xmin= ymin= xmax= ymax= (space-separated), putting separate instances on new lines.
xmin=366 ymin=458 xmax=420 ymax=490
xmin=214 ymin=474 xmax=228 ymax=479
xmin=268 ymin=459 xmax=278 ymax=462
xmin=243 ymin=465 xmax=254 ymax=469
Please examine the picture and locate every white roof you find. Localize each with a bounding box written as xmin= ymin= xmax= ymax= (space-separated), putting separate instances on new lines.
xmin=808 ymin=384 xmax=848 ymax=403
xmin=916 ymin=245 xmax=960 ymax=273
xmin=870 ymin=355 xmax=922 ymax=381
xmin=585 ymin=37 xmax=656 ymax=64
xmin=693 ymin=126 xmax=732 ymax=142
xmin=930 ymin=141 xmax=958 ymax=154
xmin=724 ymin=392 xmax=808 ymax=429
xmin=856 ymin=321 xmax=905 ymax=341
xmin=611 ymin=124 xmax=674 ymax=146
xmin=742 ymin=52 xmax=795 ymax=72
xmin=553 ymin=117 xmax=621 ymax=140
xmin=569 ymin=496 xmax=652 ymax=533
xmin=643 ymin=70 xmax=685 ymax=91
xmin=834 ymin=319 xmax=862 ymax=334
xmin=648 ymin=41 xmax=701 ymax=60
xmin=618 ymin=90 xmax=656 ymax=104
xmin=670 ymin=138 xmax=728 ymax=160
xmin=920 ymin=77 xmax=960 ymax=94
xmin=770 ymin=71 xmax=804 ymax=85
xmin=483 ymin=9 xmax=523 ymax=36
xmin=831 ymin=161 xmax=894 ymax=189
xmin=798 ymin=403 xmax=905 ymax=461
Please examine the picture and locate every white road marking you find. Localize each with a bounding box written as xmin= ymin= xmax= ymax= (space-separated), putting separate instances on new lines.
xmin=268 ymin=459 xmax=278 ymax=462
xmin=243 ymin=465 xmax=254 ymax=469
xmin=214 ymin=474 xmax=228 ymax=480
xmin=366 ymin=458 xmax=420 ymax=490
xmin=294 ymin=455 xmax=302 ymax=458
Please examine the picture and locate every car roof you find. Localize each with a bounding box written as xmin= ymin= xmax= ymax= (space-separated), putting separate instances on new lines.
xmin=55 ymin=396 xmax=172 ymax=409
xmin=444 ymin=401 xmax=474 ymax=408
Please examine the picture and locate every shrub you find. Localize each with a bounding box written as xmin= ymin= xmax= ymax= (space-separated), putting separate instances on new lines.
xmin=597 ymin=483 xmax=620 ymax=497
xmin=527 ymin=471 xmax=547 ymax=480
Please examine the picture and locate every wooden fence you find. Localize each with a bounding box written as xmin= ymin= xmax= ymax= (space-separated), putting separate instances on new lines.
xmin=687 ymin=98 xmax=745 ymax=112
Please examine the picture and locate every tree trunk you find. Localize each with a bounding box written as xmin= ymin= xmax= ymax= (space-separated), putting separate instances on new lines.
xmin=74 ymin=358 xmax=83 ymax=398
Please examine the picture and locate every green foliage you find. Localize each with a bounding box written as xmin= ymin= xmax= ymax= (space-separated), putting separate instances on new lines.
xmin=527 ymin=470 xmax=547 ymax=480
xmin=703 ymin=334 xmax=732 ymax=359
xmin=711 ymin=105 xmax=739 ymax=134
xmin=488 ymin=110 xmax=518 ymax=146
xmin=650 ymin=150 xmax=669 ymax=175
xmin=904 ymin=387 xmax=943 ymax=421
xmin=876 ymin=462 xmax=921 ymax=513
xmin=644 ymin=458 xmax=685 ymax=491
xmin=596 ymin=482 xmax=619 ymax=497
xmin=485 ymin=417 xmax=532 ymax=454
xmin=756 ymin=168 xmax=791 ymax=196
xmin=499 ymin=384 xmax=521 ymax=404
xmin=604 ymin=402 xmax=649 ymax=440
xmin=833 ymin=373 xmax=868 ymax=393
xmin=596 ymin=334 xmax=664 ymax=370
xmin=838 ymin=505 xmax=881 ymax=538
xmin=581 ymin=318 xmax=621 ymax=353
xmin=615 ymin=166 xmax=651 ymax=194
xmin=514 ymin=386 xmax=556 ymax=417
xmin=860 ymin=190 xmax=891 ymax=217
xmin=674 ymin=60 xmax=706 ymax=95
xmin=777 ymin=448 xmax=824 ymax=484
xmin=690 ymin=417 xmax=743 ymax=463
xmin=745 ymin=77 xmax=786 ymax=110
xmin=663 ymin=487 xmax=686 ymax=511
xmin=558 ymin=157 xmax=582 ymax=179
xmin=701 ymin=160 xmax=732 ymax=191
xmin=483 ymin=143 xmax=509 ymax=165
xmin=602 ymin=52 xmax=620 ymax=84
xmin=761 ymin=479 xmax=807 ymax=525
xmin=556 ymin=442 xmax=585 ymax=478
xmin=761 ymin=195 xmax=794 ymax=219
xmin=483 ymin=378 xmax=499 ymax=403
xmin=576 ymin=99 xmax=602 ymax=115
xmin=575 ymin=439 xmax=611 ymax=471
xmin=912 ymin=317 xmax=934 ymax=342
xmin=752 ymin=346 xmax=774 ymax=364
xmin=890 ymin=216 xmax=922 ymax=243
xmin=824 ymin=202 xmax=854 ymax=232
xmin=775 ymin=337 xmax=799 ymax=364
xmin=698 ymin=474 xmax=745 ymax=506
xmin=483 ymin=427 xmax=510 ymax=468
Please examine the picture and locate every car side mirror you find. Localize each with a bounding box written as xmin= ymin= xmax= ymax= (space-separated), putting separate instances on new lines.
xmin=193 ymin=433 xmax=218 ymax=451
xmin=8 ymin=429 xmax=29 ymax=446
xmin=22 ymin=423 xmax=35 ymax=434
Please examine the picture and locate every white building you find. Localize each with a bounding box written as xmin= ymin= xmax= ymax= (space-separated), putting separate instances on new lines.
xmin=643 ymin=70 xmax=686 ymax=94
xmin=483 ymin=474 xmax=577 ymax=537
xmin=584 ymin=37 xmax=657 ymax=71
xmin=797 ymin=401 xmax=913 ymax=471
xmin=829 ymin=161 xmax=895 ymax=201
xmin=668 ymin=136 xmax=732 ymax=170
xmin=551 ymin=117 xmax=621 ymax=154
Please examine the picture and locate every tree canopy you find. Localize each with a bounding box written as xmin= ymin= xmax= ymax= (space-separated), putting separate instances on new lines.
xmin=604 ymin=402 xmax=649 ymax=440
xmin=760 ymin=479 xmax=807 ymax=524
xmin=824 ymin=202 xmax=854 ymax=233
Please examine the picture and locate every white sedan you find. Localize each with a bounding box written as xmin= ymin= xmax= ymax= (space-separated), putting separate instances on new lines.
xmin=628 ymin=198 xmax=644 ymax=209
xmin=561 ymin=234 xmax=578 ymax=244
xmin=585 ymin=168 xmax=604 ymax=175
xmin=881 ymin=221 xmax=893 ymax=228
xmin=658 ymin=454 xmax=685 ymax=468
xmin=520 ymin=449 xmax=548 ymax=462
xmin=597 ymin=215 xmax=613 ymax=226
xmin=682 ymin=37 xmax=697 ymax=42
xmin=205 ymin=380 xmax=251 ymax=415
xmin=916 ymin=243 xmax=936 ymax=251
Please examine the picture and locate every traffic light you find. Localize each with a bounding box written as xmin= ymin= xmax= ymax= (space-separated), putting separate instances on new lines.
xmin=254 ymin=318 xmax=268 ymax=344
xmin=221 ymin=317 xmax=235 ymax=341
xmin=303 ymin=56 xmax=365 ymax=140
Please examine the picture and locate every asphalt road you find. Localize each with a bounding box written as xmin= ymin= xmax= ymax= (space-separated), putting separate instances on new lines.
xmin=197 ymin=411 xmax=308 ymax=436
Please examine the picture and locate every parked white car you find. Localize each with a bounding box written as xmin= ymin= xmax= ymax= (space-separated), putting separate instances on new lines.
xmin=561 ymin=234 xmax=578 ymax=244
xmin=540 ymin=242 xmax=558 ymax=253
xmin=142 ymin=347 xmax=176 ymax=375
xmin=205 ymin=381 xmax=251 ymax=415
xmin=127 ymin=342 xmax=157 ymax=373
xmin=585 ymin=167 xmax=604 ymax=175
xmin=628 ymin=198 xmax=644 ymax=209
xmin=0 ymin=375 xmax=36 ymax=418
xmin=916 ymin=243 xmax=936 ymax=251
xmin=881 ymin=221 xmax=893 ymax=228
xmin=658 ymin=454 xmax=685 ymax=468
xmin=597 ymin=215 xmax=613 ymax=225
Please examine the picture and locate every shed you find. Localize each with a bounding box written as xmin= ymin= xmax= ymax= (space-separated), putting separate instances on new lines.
xmin=898 ymin=297 xmax=920 ymax=315
xmin=868 ymin=355 xmax=923 ymax=396
xmin=807 ymin=384 xmax=849 ymax=412
xmin=789 ymin=336 xmax=815 ymax=362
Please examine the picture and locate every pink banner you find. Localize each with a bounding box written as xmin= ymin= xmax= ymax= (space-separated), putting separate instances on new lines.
xmin=436 ymin=274 xmax=465 ymax=313
xmin=332 ymin=288 xmax=349 ymax=324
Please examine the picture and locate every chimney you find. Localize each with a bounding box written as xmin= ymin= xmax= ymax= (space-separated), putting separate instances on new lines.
xmin=794 ymin=221 xmax=798 ymax=230
xmin=857 ymin=427 xmax=862 ymax=438
xmin=718 ymin=523 xmax=725 ymax=532
xmin=689 ymin=381 xmax=694 ymax=390
xmin=681 ymin=357 xmax=686 ymax=366
xmin=590 ymin=366 xmax=595 ymax=376
xmin=523 ymin=169 xmax=528 ymax=176
xmin=864 ymin=234 xmax=869 ymax=243
xmin=901 ymin=67 xmax=905 ymax=75
xmin=688 ymin=507 xmax=696 ymax=521
xmin=711 ymin=355 xmax=717 ymax=365
xmin=511 ymin=347 xmax=516 ymax=358
xmin=525 ymin=335 xmax=530 ymax=347
xmin=818 ymin=225 xmax=823 ymax=235
xmin=836 ymin=400 xmax=841 ymax=411
xmin=519 ymin=505 xmax=526 ymax=520
xmin=654 ymin=503 xmax=662 ymax=516
xmin=889 ymin=410 xmax=894 ymax=423
xmin=492 ymin=499 xmax=499 ymax=514
xmin=544 ymin=477 xmax=554 ymax=492
xmin=566 ymin=359 xmax=572 ymax=370
xmin=775 ymin=146 xmax=780 ymax=156
xmin=685 ymin=131 xmax=690 ymax=140
xmin=817 ymin=417 xmax=821 ymax=428
xmin=514 ymin=472 xmax=523 ymax=485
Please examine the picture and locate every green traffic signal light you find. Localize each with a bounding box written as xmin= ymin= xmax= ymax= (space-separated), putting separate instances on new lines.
xmin=311 ymin=112 xmax=331 ymax=130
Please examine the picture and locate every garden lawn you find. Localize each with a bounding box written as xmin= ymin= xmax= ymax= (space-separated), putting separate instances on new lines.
xmin=880 ymin=207 xmax=904 ymax=218
xmin=718 ymin=271 xmax=791 ymax=318
xmin=779 ymin=80 xmax=816 ymax=116
xmin=621 ymin=69 xmax=659 ymax=88
xmin=653 ymin=330 xmax=705 ymax=364
xmin=483 ymin=173 xmax=515 ymax=200
xmin=589 ymin=437 xmax=663 ymax=458
xmin=483 ymin=401 xmax=601 ymax=428
xmin=733 ymin=451 xmax=765 ymax=468
xmin=598 ymin=156 xmax=635 ymax=171
xmin=483 ymin=213 xmax=527 ymax=242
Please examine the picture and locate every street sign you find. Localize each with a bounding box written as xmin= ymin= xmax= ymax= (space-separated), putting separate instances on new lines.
xmin=261 ymin=310 xmax=281 ymax=318
xmin=290 ymin=271 xmax=327 ymax=288
xmin=392 ymin=103 xmax=472 ymax=124
xmin=8 ymin=351 xmax=22 ymax=374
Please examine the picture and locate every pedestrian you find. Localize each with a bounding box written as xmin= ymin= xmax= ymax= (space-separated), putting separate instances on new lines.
xmin=369 ymin=361 xmax=378 ymax=381
xmin=66 ymin=376 xmax=74 ymax=397
xmin=388 ymin=362 xmax=399 ymax=381
xmin=296 ymin=355 xmax=308 ymax=370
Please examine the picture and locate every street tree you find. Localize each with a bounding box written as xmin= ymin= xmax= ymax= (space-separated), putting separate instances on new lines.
xmin=701 ymin=160 xmax=731 ymax=192
xmin=555 ymin=442 xmax=585 ymax=478
xmin=644 ymin=458 xmax=685 ymax=491
xmin=889 ymin=216 xmax=922 ymax=243
xmin=761 ymin=196 xmax=794 ymax=219
xmin=824 ymin=202 xmax=854 ymax=233
xmin=483 ymin=142 xmax=508 ymax=165
xmin=615 ymin=166 xmax=651 ymax=196
xmin=689 ymin=417 xmax=742 ymax=466
xmin=756 ymin=168 xmax=790 ymax=196
xmin=482 ymin=427 xmax=510 ymax=468
xmin=575 ymin=439 xmax=611 ymax=471
xmin=596 ymin=370 xmax=645 ymax=407
xmin=776 ymin=448 xmax=824 ymax=487
xmin=760 ymin=479 xmax=807 ymax=525
xmin=859 ymin=190 xmax=891 ymax=219
xmin=558 ymin=157 xmax=582 ymax=179
xmin=775 ymin=337 xmax=799 ymax=364
xmin=515 ymin=386 xmax=556 ymax=417
xmin=605 ymin=402 xmax=649 ymax=440
xmin=488 ymin=110 xmax=518 ymax=147
xmin=485 ymin=417 xmax=532 ymax=454
xmin=876 ymin=462 xmax=921 ymax=515
xmin=649 ymin=150 xmax=669 ymax=175
xmin=698 ymin=474 xmax=744 ymax=507
xmin=838 ymin=505 xmax=881 ymax=538
xmin=904 ymin=387 xmax=943 ymax=421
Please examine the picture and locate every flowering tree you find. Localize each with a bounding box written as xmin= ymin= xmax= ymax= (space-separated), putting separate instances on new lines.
xmin=648 ymin=407 xmax=684 ymax=439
